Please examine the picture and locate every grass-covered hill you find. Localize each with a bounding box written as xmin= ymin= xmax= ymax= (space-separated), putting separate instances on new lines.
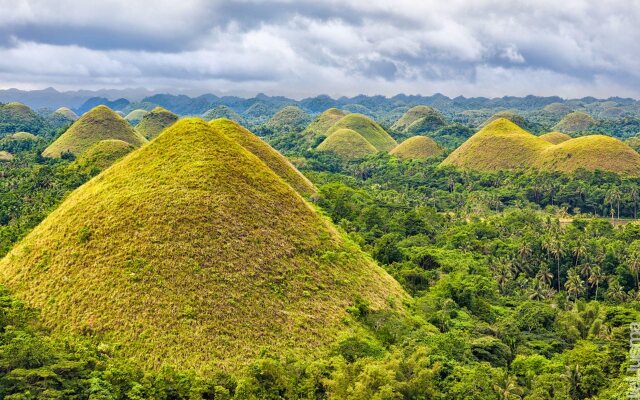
xmin=54 ymin=107 xmax=79 ymax=121
xmin=317 ymin=128 xmax=378 ymax=160
xmin=72 ymin=139 xmax=136 ymax=172
xmin=390 ymin=136 xmax=443 ymax=160
xmin=537 ymin=135 xmax=640 ymax=175
xmin=442 ymin=118 xmax=551 ymax=171
xmin=539 ymin=131 xmax=572 ymax=144
xmin=124 ymin=109 xmax=148 ymax=125
xmin=0 ymin=118 xmax=405 ymax=373
xmin=135 ymin=106 xmax=178 ymax=140
xmin=0 ymin=101 xmax=46 ymax=137
xmin=264 ymin=105 xmax=311 ymax=133
xmin=303 ymin=108 xmax=347 ymax=138
xmin=626 ymin=136 xmax=640 ymax=152
xmin=553 ymin=111 xmax=595 ymax=133
xmin=478 ymin=111 xmax=528 ymax=129
xmin=202 ymin=105 xmax=246 ymax=125
xmin=542 ymin=102 xmax=572 ymax=115
xmin=210 ymin=118 xmax=316 ymax=195
xmin=326 ymin=113 xmax=397 ymax=152
xmin=391 ymin=105 xmax=446 ymax=134
xmin=0 ymin=150 xmax=13 ymax=161
xmin=42 ymin=105 xmax=147 ymax=158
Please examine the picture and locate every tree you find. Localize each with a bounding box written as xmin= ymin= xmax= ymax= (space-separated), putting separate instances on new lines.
xmin=543 ymin=235 xmax=564 ymax=291
xmin=587 ymin=265 xmax=605 ymax=301
xmin=605 ymin=186 xmax=622 ymax=221
xmin=536 ymin=265 xmax=554 ymax=287
xmin=492 ymin=371 xmax=523 ymax=400
xmin=565 ymin=268 xmax=585 ymax=302
xmin=572 ymin=240 xmax=588 ymax=267
xmin=630 ymin=184 xmax=639 ymax=219
xmin=626 ymin=240 xmax=640 ymax=290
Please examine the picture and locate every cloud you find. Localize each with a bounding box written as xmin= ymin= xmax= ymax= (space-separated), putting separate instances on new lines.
xmin=0 ymin=0 xmax=638 ymax=98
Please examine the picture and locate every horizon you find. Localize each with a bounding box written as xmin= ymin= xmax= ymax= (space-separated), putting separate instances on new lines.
xmin=1 ymin=1 xmax=639 ymax=98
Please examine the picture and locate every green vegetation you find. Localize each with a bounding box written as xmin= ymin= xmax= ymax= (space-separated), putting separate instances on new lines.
xmin=0 ymin=118 xmax=405 ymax=374
xmin=479 ymin=111 xmax=528 ymax=129
xmin=540 ymin=131 xmax=572 ymax=144
xmin=202 ymin=105 xmax=245 ymax=125
xmin=390 ymin=136 xmax=443 ymax=160
xmin=0 ymin=102 xmax=47 ymax=137
xmin=554 ymin=111 xmax=596 ymax=133
xmin=543 ymin=102 xmax=573 ymax=115
xmin=538 ymin=135 xmax=640 ymax=175
xmin=326 ymin=114 xmax=397 ymax=152
xmin=627 ymin=136 xmax=640 ymax=152
xmin=135 ymin=106 xmax=178 ymax=140
xmin=391 ymin=105 xmax=446 ymax=134
xmin=124 ymin=109 xmax=148 ymax=125
xmin=264 ymin=105 xmax=311 ymax=133
xmin=303 ymin=107 xmax=347 ymax=139
xmin=72 ymin=139 xmax=136 ymax=172
xmin=443 ymin=118 xmax=551 ymax=171
xmin=42 ymin=105 xmax=147 ymax=158
xmin=210 ymin=118 xmax=316 ymax=195
xmin=317 ymin=128 xmax=378 ymax=160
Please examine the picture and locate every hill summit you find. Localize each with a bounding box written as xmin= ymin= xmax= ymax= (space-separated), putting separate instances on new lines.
xmin=265 ymin=105 xmax=311 ymax=132
xmin=391 ymin=105 xmax=446 ymax=133
xmin=135 ymin=106 xmax=178 ymax=140
xmin=442 ymin=118 xmax=550 ymax=171
xmin=390 ymin=136 xmax=443 ymax=160
xmin=42 ymin=105 xmax=146 ymax=158
xmin=326 ymin=113 xmax=397 ymax=152
xmin=317 ymin=128 xmax=378 ymax=160
xmin=303 ymin=108 xmax=347 ymax=138
xmin=0 ymin=118 xmax=405 ymax=372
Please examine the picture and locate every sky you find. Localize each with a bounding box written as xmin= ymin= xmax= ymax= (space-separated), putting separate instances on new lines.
xmin=0 ymin=0 xmax=639 ymax=99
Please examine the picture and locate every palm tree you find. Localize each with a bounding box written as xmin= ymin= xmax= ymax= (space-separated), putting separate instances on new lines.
xmin=630 ymin=185 xmax=639 ymax=219
xmin=493 ymin=371 xmax=523 ymax=400
xmin=605 ymin=186 xmax=622 ymax=221
xmin=536 ymin=265 xmax=554 ymax=287
xmin=565 ymin=268 xmax=585 ymax=302
xmin=573 ymin=240 xmax=588 ymax=266
xmin=587 ymin=265 xmax=605 ymax=301
xmin=606 ymin=277 xmax=626 ymax=303
xmin=492 ymin=258 xmax=513 ymax=294
xmin=626 ymin=241 xmax=640 ymax=290
xmin=543 ymin=236 xmax=564 ymax=291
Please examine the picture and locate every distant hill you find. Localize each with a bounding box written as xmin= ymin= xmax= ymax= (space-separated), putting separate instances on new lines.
xmin=303 ymin=108 xmax=347 ymax=139
xmin=76 ymin=97 xmax=131 ymax=115
xmin=442 ymin=118 xmax=551 ymax=171
xmin=54 ymin=107 xmax=79 ymax=121
xmin=539 ymin=131 xmax=572 ymax=144
xmin=0 ymin=150 xmax=13 ymax=161
xmin=264 ymin=105 xmax=311 ymax=132
xmin=0 ymin=102 xmax=46 ymax=137
xmin=390 ymin=136 xmax=443 ymax=160
xmin=326 ymin=114 xmax=397 ymax=152
xmin=0 ymin=118 xmax=406 ymax=373
xmin=42 ymin=105 xmax=146 ymax=158
xmin=479 ymin=111 xmax=528 ymax=129
xmin=135 ymin=107 xmax=178 ymax=140
xmin=553 ymin=111 xmax=595 ymax=133
xmin=124 ymin=109 xmax=148 ymax=125
xmin=317 ymin=128 xmax=378 ymax=160
xmin=391 ymin=106 xmax=446 ymax=133
xmin=202 ymin=105 xmax=245 ymax=125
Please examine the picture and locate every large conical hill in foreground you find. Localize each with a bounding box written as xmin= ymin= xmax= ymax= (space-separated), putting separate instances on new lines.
xmin=0 ymin=118 xmax=405 ymax=373
xmin=42 ymin=105 xmax=146 ymax=158
xmin=210 ymin=118 xmax=316 ymax=195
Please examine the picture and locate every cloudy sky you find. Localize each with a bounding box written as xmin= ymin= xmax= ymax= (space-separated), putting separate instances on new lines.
xmin=0 ymin=0 xmax=639 ymax=99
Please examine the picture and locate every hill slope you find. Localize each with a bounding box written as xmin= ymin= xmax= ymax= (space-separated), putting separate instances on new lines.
xmin=391 ymin=106 xmax=446 ymax=133
xmin=479 ymin=111 xmax=527 ymax=129
xmin=326 ymin=114 xmax=397 ymax=152
xmin=317 ymin=128 xmax=378 ymax=160
xmin=553 ymin=111 xmax=595 ymax=133
xmin=135 ymin=106 xmax=178 ymax=140
xmin=539 ymin=131 xmax=572 ymax=144
xmin=0 ymin=118 xmax=405 ymax=373
xmin=442 ymin=118 xmax=551 ymax=171
xmin=210 ymin=118 xmax=316 ymax=195
xmin=202 ymin=105 xmax=245 ymax=125
xmin=72 ymin=139 xmax=136 ymax=172
xmin=390 ymin=136 xmax=443 ymax=160
xmin=124 ymin=109 xmax=148 ymax=125
xmin=42 ymin=105 xmax=146 ymax=158
xmin=303 ymin=108 xmax=347 ymax=138
xmin=54 ymin=107 xmax=79 ymax=121
xmin=537 ymin=135 xmax=640 ymax=175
